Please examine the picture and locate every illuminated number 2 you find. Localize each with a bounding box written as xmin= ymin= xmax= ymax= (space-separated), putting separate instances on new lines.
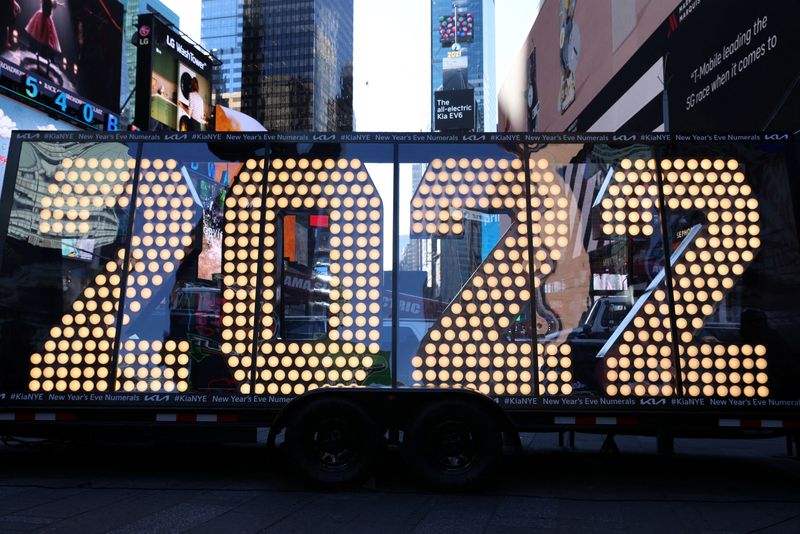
xmin=598 ymin=158 xmax=766 ymax=398
xmin=31 ymin=155 xmax=197 ymax=394
xmin=409 ymin=157 xmax=574 ymax=396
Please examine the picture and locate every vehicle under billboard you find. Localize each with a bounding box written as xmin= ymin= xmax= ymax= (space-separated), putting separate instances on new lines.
xmin=0 ymin=0 xmax=122 ymax=130
xmin=0 ymin=130 xmax=797 ymax=489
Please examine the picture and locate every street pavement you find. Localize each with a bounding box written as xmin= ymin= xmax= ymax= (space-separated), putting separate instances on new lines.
xmin=0 ymin=432 xmax=797 ymax=533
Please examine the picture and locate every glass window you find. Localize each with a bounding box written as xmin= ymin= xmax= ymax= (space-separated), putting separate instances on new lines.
xmin=278 ymin=212 xmax=332 ymax=341
xmin=660 ymin=148 xmax=800 ymax=400
xmin=0 ymin=137 xmax=797 ymax=408
xmin=538 ymin=145 xmax=666 ymax=398
xmin=0 ymin=141 xmax=138 ymax=394
xmin=600 ymin=301 xmax=631 ymax=328
xmin=398 ymin=144 xmax=532 ymax=395
xmin=114 ymin=141 xmax=267 ymax=395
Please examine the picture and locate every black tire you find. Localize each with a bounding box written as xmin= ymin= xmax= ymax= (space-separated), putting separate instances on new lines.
xmin=284 ymin=397 xmax=382 ymax=488
xmin=403 ymin=398 xmax=502 ymax=490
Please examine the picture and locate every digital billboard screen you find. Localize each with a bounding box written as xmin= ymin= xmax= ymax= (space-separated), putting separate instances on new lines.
xmin=434 ymin=88 xmax=475 ymax=131
xmin=136 ymin=14 xmax=213 ymax=132
xmin=438 ymin=12 xmax=474 ymax=46
xmin=0 ymin=0 xmax=123 ymax=130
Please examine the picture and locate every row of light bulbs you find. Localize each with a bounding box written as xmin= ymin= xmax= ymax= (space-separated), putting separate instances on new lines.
xmin=27 ymin=152 xmax=768 ymax=399
xmin=600 ymin=159 xmax=765 ymax=397
xmin=220 ymin=158 xmax=383 ymax=395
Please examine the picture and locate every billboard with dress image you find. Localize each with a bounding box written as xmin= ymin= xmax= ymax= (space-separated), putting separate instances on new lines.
xmin=0 ymin=0 xmax=122 ymax=129
xmin=135 ymin=13 xmax=213 ymax=132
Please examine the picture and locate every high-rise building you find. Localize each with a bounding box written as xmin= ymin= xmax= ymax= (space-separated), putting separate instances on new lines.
xmin=431 ymin=0 xmax=496 ymax=132
xmin=241 ymin=0 xmax=354 ymax=131
xmin=201 ymin=0 xmax=245 ymax=111
xmin=120 ymin=0 xmax=180 ymax=126
xmin=400 ymin=164 xmax=428 ymax=273
xmin=432 ymin=219 xmax=483 ymax=302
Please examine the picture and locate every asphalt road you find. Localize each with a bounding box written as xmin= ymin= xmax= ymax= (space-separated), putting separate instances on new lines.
xmin=0 ymin=432 xmax=798 ymax=533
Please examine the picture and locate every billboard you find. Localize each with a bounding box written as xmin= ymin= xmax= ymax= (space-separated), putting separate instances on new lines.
xmin=0 ymin=0 xmax=122 ymax=130
xmin=499 ymin=0 xmax=800 ymax=133
xmin=135 ymin=14 xmax=213 ymax=131
xmin=0 ymin=93 xmax=77 ymax=188
xmin=557 ymin=0 xmax=579 ymax=114
xmin=434 ymin=88 xmax=474 ymax=131
xmin=664 ymin=1 xmax=800 ymax=132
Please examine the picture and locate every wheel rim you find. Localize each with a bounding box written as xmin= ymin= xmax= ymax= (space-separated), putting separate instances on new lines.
xmin=311 ymin=417 xmax=357 ymax=471
xmin=431 ymin=419 xmax=477 ymax=471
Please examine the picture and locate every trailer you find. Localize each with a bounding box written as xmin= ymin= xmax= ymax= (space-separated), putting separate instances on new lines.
xmin=0 ymin=130 xmax=798 ymax=488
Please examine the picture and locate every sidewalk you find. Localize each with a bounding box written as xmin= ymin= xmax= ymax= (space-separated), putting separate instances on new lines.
xmin=0 ymin=434 xmax=796 ymax=533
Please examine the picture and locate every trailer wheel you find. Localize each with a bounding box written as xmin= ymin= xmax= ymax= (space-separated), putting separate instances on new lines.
xmin=403 ymin=398 xmax=502 ymax=490
xmin=284 ymin=397 xmax=382 ymax=488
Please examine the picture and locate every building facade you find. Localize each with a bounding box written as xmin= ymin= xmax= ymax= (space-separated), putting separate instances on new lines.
xmin=120 ymin=0 xmax=180 ymax=126
xmin=431 ymin=0 xmax=496 ymax=132
xmin=498 ymin=0 xmax=799 ymax=133
xmin=201 ymin=0 xmax=245 ymax=110
xmin=399 ymin=164 xmax=428 ymax=274
xmin=241 ymin=0 xmax=354 ymax=131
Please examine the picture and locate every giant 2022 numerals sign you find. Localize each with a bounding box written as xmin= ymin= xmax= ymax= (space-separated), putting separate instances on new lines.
xmin=26 ymin=148 xmax=767 ymax=399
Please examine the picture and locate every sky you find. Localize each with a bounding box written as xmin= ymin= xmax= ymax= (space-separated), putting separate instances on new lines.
xmin=160 ymin=0 xmax=541 ymax=132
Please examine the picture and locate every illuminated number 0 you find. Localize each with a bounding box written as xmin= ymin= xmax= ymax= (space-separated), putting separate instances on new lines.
xmin=220 ymin=157 xmax=384 ymax=395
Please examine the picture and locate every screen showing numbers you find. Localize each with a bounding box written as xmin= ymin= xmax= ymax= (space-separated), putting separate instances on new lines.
xmin=0 ymin=0 xmax=123 ymax=131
